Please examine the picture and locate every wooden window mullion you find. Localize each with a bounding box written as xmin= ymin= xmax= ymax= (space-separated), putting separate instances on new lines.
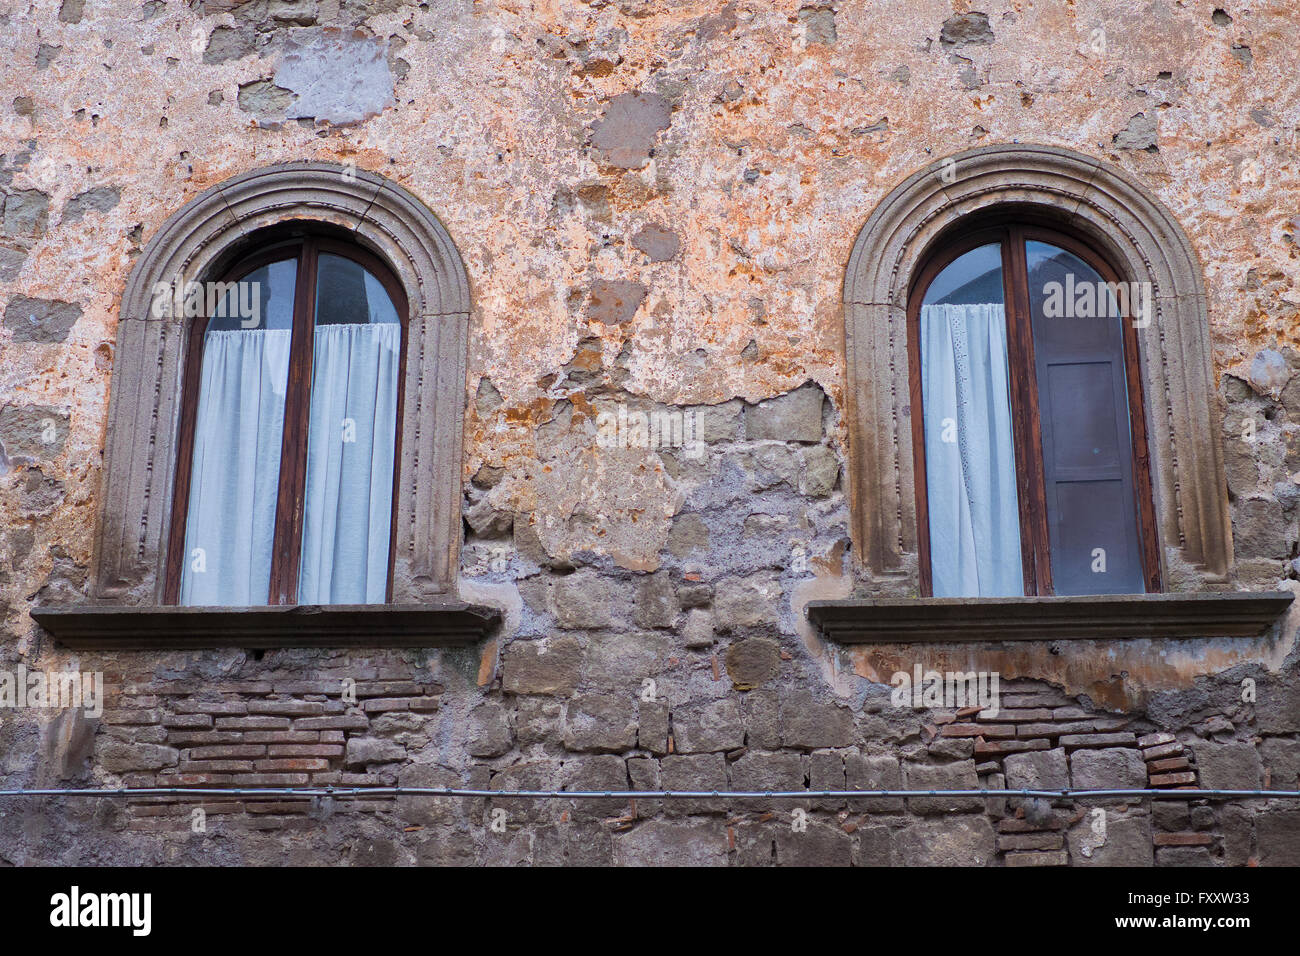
xmin=267 ymin=238 xmax=318 ymax=605
xmin=1001 ymin=227 xmax=1054 ymax=595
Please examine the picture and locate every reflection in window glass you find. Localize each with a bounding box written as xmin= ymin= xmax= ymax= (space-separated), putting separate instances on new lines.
xmin=206 ymin=259 xmax=297 ymax=333
xmin=314 ymin=253 xmax=400 ymax=326
xmin=1026 ymin=240 xmax=1144 ymax=595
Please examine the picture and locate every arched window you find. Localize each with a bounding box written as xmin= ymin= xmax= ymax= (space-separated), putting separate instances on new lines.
xmin=165 ymin=233 xmax=408 ymax=606
xmin=843 ymin=146 xmax=1235 ymax=600
xmin=908 ymin=221 xmax=1159 ymax=597
xmin=31 ymin=164 xmax=502 ymax=650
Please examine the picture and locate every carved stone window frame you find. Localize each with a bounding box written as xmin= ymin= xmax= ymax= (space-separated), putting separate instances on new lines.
xmin=843 ymin=144 xmax=1233 ymax=596
xmin=93 ymin=162 xmax=471 ymax=607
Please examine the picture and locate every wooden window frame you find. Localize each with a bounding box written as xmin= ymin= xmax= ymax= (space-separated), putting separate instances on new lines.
xmin=906 ymin=220 xmax=1161 ymax=598
xmin=162 ymin=234 xmax=410 ymax=606
xmin=843 ymin=145 xmax=1234 ymax=595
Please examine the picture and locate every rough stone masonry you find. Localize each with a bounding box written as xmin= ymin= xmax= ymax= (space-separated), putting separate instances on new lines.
xmin=1 ymin=0 xmax=1299 ymax=866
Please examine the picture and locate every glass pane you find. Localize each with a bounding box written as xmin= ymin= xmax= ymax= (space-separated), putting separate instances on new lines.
xmin=1025 ymin=240 xmax=1145 ymax=594
xmin=924 ymin=242 xmax=1006 ymax=307
xmin=920 ymin=243 xmax=1025 ymax=597
xmin=314 ymin=252 xmax=401 ymax=326
xmin=297 ymin=253 xmax=402 ymax=604
xmin=205 ymin=258 xmax=297 ymax=332
xmin=179 ymin=259 xmax=297 ymax=605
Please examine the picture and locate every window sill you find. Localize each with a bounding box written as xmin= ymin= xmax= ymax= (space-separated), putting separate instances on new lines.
xmin=805 ymin=592 xmax=1294 ymax=644
xmin=31 ymin=602 xmax=502 ymax=650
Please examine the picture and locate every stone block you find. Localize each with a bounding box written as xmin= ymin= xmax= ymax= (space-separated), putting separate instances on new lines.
xmin=782 ymin=692 xmax=855 ymax=749
xmin=1068 ymin=810 xmax=1153 ymax=866
xmin=776 ymin=822 xmax=853 ymax=866
xmin=893 ymin=816 xmax=995 ymax=866
xmin=613 ymin=819 xmax=729 ymax=866
xmin=745 ymin=383 xmax=825 ymax=442
xmin=846 ymin=753 xmax=903 ymax=812
xmin=502 ymin=637 xmax=582 ymax=697
xmin=562 ymin=693 xmax=637 ymax=752
xmin=903 ymin=760 xmax=982 ymax=813
xmin=550 ymin=571 xmax=617 ymax=629
xmin=634 ymin=571 xmax=679 ymax=628
xmin=467 ymin=701 xmax=513 ymax=758
xmin=1069 ymin=747 xmax=1147 ymax=790
xmin=725 ymin=637 xmax=779 ymax=689
xmin=672 ymin=698 xmax=743 ymax=753
xmin=1004 ymin=747 xmax=1069 ymax=790
xmin=1194 ymin=741 xmax=1263 ymax=791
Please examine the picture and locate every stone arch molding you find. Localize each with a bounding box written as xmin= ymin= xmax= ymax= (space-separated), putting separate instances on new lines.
xmin=842 ymin=144 xmax=1232 ymax=594
xmin=96 ymin=162 xmax=471 ymax=604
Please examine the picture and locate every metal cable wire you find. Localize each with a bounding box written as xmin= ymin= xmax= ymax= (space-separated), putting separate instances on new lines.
xmin=1 ymin=786 xmax=1298 ymax=800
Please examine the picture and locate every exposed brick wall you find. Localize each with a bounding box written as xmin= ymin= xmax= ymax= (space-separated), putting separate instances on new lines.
xmin=1 ymin=657 xmax=1287 ymax=865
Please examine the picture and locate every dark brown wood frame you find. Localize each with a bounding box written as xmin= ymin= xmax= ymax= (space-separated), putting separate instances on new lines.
xmin=906 ymin=221 xmax=1161 ymax=597
xmin=163 ymin=235 xmax=410 ymax=606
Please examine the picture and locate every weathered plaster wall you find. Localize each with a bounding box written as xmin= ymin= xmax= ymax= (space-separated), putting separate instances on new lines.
xmin=1 ymin=0 xmax=1299 ymax=865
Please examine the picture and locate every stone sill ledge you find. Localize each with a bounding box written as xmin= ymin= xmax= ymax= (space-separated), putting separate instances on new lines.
xmin=31 ymin=602 xmax=502 ymax=650
xmin=805 ymin=592 xmax=1294 ymax=644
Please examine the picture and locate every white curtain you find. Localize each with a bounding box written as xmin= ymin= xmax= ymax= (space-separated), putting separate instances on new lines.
xmin=921 ymin=303 xmax=1024 ymax=597
xmin=296 ymin=323 xmax=401 ymax=605
xmin=180 ymin=328 xmax=291 ymax=605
